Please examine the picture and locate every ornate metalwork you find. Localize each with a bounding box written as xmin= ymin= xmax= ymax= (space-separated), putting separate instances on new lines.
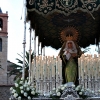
xmin=56 ymin=0 xmax=78 ymax=15
xmin=61 ymin=82 xmax=79 ymax=98
xmin=37 ymin=0 xmax=54 ymax=14
xmin=29 ymin=0 xmax=35 ymax=5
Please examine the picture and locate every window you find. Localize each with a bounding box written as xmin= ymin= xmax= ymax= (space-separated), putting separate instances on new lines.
xmin=0 ymin=18 xmax=3 ymax=31
xmin=0 ymin=38 xmax=2 ymax=51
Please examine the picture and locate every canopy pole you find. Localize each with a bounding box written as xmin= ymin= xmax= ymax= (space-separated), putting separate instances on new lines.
xmin=38 ymin=36 xmax=40 ymax=55
xmin=29 ymin=28 xmax=32 ymax=84
xmin=22 ymin=0 xmax=26 ymax=80
xmin=34 ymin=30 xmax=36 ymax=80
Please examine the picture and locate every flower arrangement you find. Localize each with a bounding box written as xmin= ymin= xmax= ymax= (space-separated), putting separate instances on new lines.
xmin=9 ymin=77 xmax=38 ymax=100
xmin=50 ymin=84 xmax=94 ymax=99
xmin=75 ymin=85 xmax=94 ymax=99
xmin=50 ymin=84 xmax=67 ymax=99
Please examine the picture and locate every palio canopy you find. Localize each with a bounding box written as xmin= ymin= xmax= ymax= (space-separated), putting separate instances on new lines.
xmin=26 ymin=0 xmax=100 ymax=49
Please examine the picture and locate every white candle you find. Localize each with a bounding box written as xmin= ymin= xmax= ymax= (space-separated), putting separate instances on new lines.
xmin=87 ymin=59 xmax=90 ymax=79
xmin=60 ymin=59 xmax=62 ymax=79
xmin=81 ymin=60 xmax=84 ymax=81
xmin=56 ymin=60 xmax=58 ymax=81
xmin=78 ymin=58 xmax=81 ymax=79
xmin=52 ymin=57 xmax=55 ymax=77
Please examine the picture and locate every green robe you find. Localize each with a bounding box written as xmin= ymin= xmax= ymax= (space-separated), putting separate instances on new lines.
xmin=65 ymin=58 xmax=77 ymax=83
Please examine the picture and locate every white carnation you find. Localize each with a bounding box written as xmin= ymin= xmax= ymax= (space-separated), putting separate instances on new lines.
xmin=24 ymin=92 xmax=28 ymax=97
xmin=15 ymin=83 xmax=18 ymax=87
xmin=28 ymin=96 xmax=31 ymax=100
xmin=72 ymin=84 xmax=75 ymax=88
xmin=21 ymin=77 xmax=24 ymax=80
xmin=61 ymin=86 xmax=65 ymax=90
xmin=57 ymin=86 xmax=60 ymax=89
xmin=52 ymin=88 xmax=56 ymax=91
xmin=79 ymin=92 xmax=82 ymax=95
xmin=20 ymin=81 xmax=23 ymax=84
xmin=21 ymin=90 xmax=24 ymax=94
xmin=56 ymin=89 xmax=59 ymax=93
xmin=18 ymin=96 xmax=21 ymax=100
xmin=20 ymin=86 xmax=23 ymax=89
xmin=32 ymin=88 xmax=35 ymax=91
xmin=81 ymin=89 xmax=84 ymax=92
xmin=31 ymin=91 xmax=35 ymax=95
xmin=26 ymin=87 xmax=30 ymax=91
xmin=14 ymin=93 xmax=18 ymax=98
xmin=12 ymin=89 xmax=16 ymax=93
xmin=24 ymin=84 xmax=27 ymax=87
xmin=10 ymin=87 xmax=13 ymax=91
xmin=91 ymin=91 xmax=94 ymax=93
xmin=75 ymin=87 xmax=79 ymax=91
xmin=9 ymin=98 xmax=11 ymax=100
xmin=57 ymin=92 xmax=61 ymax=96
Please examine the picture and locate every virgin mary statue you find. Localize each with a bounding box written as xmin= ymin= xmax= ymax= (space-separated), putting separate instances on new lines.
xmin=59 ymin=27 xmax=83 ymax=85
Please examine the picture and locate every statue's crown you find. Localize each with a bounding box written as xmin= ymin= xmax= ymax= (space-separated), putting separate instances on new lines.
xmin=66 ymin=35 xmax=73 ymax=41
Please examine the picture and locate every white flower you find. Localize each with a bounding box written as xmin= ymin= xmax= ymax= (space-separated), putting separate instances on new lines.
xmin=61 ymin=86 xmax=65 ymax=90
xmin=57 ymin=86 xmax=60 ymax=89
xmin=24 ymin=84 xmax=27 ymax=87
xmin=30 ymin=85 xmax=34 ymax=88
xmin=14 ymin=93 xmax=18 ymax=98
xmin=9 ymin=98 xmax=11 ymax=100
xmin=21 ymin=77 xmax=24 ymax=80
xmin=98 ymin=90 xmax=100 ymax=92
xmin=15 ymin=83 xmax=18 ymax=87
xmin=72 ymin=84 xmax=75 ymax=88
xmin=50 ymin=91 xmax=52 ymax=95
xmin=31 ymin=91 xmax=35 ymax=95
xmin=12 ymin=89 xmax=16 ymax=93
xmin=21 ymin=90 xmax=24 ymax=94
xmin=56 ymin=89 xmax=59 ymax=93
xmin=75 ymin=87 xmax=79 ymax=91
xmin=26 ymin=87 xmax=30 ymax=91
xmin=20 ymin=81 xmax=23 ymax=84
xmin=28 ymin=96 xmax=31 ymax=100
xmin=18 ymin=96 xmax=21 ymax=100
xmin=52 ymin=88 xmax=56 ymax=91
xmin=32 ymin=88 xmax=35 ymax=91
xmin=79 ymin=92 xmax=82 ymax=95
xmin=10 ymin=87 xmax=13 ymax=91
xmin=81 ymin=89 xmax=84 ymax=92
xmin=20 ymin=86 xmax=23 ymax=89
xmin=57 ymin=92 xmax=61 ymax=96
xmin=91 ymin=91 xmax=94 ymax=93
xmin=24 ymin=92 xmax=28 ymax=97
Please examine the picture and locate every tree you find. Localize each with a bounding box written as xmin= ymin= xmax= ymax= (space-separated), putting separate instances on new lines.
xmin=9 ymin=51 xmax=35 ymax=80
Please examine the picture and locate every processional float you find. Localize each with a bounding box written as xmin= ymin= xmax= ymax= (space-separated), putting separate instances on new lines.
xmin=22 ymin=0 xmax=100 ymax=99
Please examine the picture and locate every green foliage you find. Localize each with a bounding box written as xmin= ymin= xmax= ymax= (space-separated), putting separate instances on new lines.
xmin=9 ymin=51 xmax=35 ymax=80
xmin=10 ymin=77 xmax=39 ymax=99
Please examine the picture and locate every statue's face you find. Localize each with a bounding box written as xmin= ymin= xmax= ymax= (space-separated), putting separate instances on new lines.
xmin=68 ymin=42 xmax=73 ymax=49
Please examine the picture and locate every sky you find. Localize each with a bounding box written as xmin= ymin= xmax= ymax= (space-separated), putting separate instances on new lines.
xmin=0 ymin=0 xmax=99 ymax=64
